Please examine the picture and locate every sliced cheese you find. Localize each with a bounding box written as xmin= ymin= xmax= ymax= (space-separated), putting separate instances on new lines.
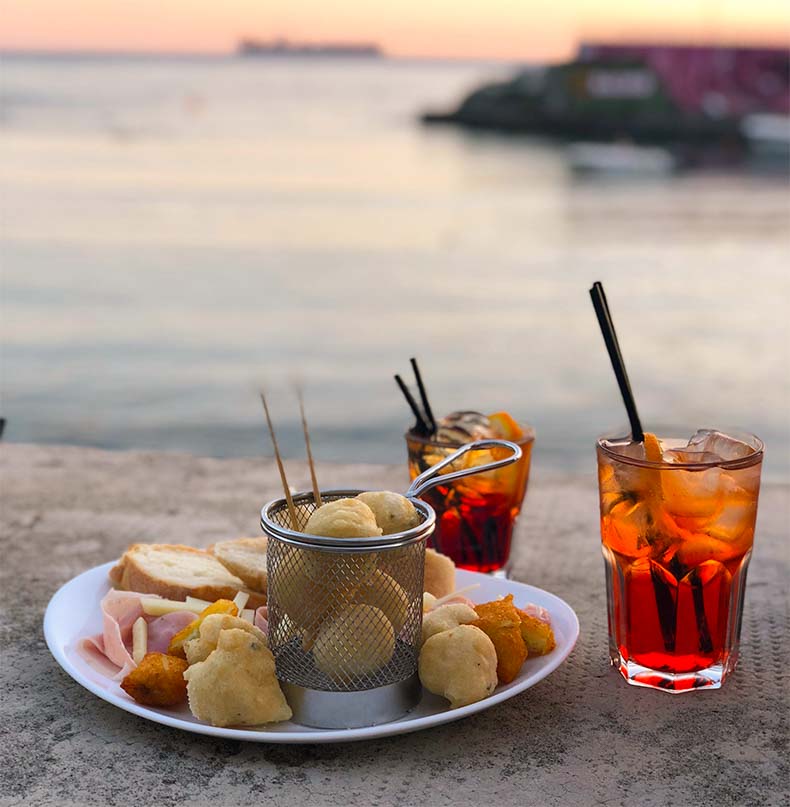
xmin=132 ymin=616 xmax=148 ymax=665
xmin=232 ymin=591 xmax=250 ymax=614
xmin=185 ymin=596 xmax=212 ymax=610
xmin=141 ymin=597 xmax=205 ymax=616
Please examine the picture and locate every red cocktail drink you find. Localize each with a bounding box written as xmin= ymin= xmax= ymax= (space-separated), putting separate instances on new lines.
xmin=407 ymin=412 xmax=533 ymax=575
xmin=597 ymin=429 xmax=763 ymax=691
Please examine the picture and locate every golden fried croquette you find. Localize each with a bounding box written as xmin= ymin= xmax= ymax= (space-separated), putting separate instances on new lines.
xmin=356 ymin=491 xmax=420 ymax=535
xmin=304 ymin=498 xmax=382 ymax=539
xmin=421 ymin=603 xmax=478 ymax=645
xmin=183 ymin=628 xmax=291 ymax=727
xmin=423 ymin=548 xmax=455 ymax=598
xmin=184 ymin=613 xmax=267 ymax=665
xmin=353 ymin=569 xmax=410 ymax=634
xmin=517 ymin=609 xmax=556 ymax=656
xmin=313 ymin=604 xmax=395 ymax=681
xmin=472 ymin=595 xmax=528 ymax=684
xmin=120 ymin=652 xmax=188 ymax=707
xmin=418 ymin=625 xmax=498 ymax=708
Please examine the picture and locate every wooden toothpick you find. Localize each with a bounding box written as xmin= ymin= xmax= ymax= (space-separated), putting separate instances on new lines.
xmin=259 ymin=390 xmax=298 ymax=530
xmin=296 ymin=386 xmax=322 ymax=507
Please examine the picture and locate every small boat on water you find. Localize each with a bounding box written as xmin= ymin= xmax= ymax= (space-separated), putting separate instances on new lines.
xmin=741 ymin=114 xmax=790 ymax=159
xmin=566 ymin=143 xmax=678 ymax=176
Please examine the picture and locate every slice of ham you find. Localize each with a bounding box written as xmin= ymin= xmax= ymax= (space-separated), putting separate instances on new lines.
xmin=77 ymin=590 xmax=197 ymax=680
xmin=147 ymin=612 xmax=197 ymax=654
xmin=79 ymin=590 xmax=146 ymax=679
xmin=254 ymin=605 xmax=268 ymax=636
xmin=519 ymin=602 xmax=551 ymax=624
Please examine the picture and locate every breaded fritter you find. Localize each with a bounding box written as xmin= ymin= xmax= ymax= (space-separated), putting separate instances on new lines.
xmin=184 ymin=613 xmax=267 ymax=665
xmin=183 ymin=628 xmax=291 ymax=727
xmin=516 ymin=609 xmax=556 ymax=656
xmin=313 ymin=604 xmax=395 ymax=681
xmin=356 ymin=491 xmax=420 ymax=535
xmin=120 ymin=652 xmax=188 ymax=707
xmin=472 ymin=595 xmax=528 ymax=684
xmin=418 ymin=624 xmax=497 ymax=708
xmin=421 ymin=603 xmax=478 ymax=645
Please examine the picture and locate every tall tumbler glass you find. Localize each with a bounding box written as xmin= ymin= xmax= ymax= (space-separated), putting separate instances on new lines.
xmin=406 ymin=424 xmax=534 ymax=576
xmin=596 ymin=429 xmax=763 ymax=692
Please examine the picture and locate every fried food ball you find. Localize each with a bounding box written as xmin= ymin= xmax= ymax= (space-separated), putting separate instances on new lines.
xmin=418 ymin=625 xmax=498 ymax=708
xmin=353 ymin=569 xmax=411 ymax=634
xmin=120 ymin=652 xmax=188 ymax=707
xmin=356 ymin=491 xmax=420 ymax=535
xmin=270 ymin=545 xmax=369 ymax=637
xmin=517 ymin=609 xmax=556 ymax=657
xmin=184 ymin=613 xmax=267 ymax=665
xmin=313 ymin=604 xmax=395 ymax=681
xmin=472 ymin=595 xmax=528 ymax=684
xmin=421 ymin=603 xmax=478 ymax=645
xmin=183 ymin=628 xmax=292 ymax=727
xmin=423 ymin=548 xmax=455 ymax=598
xmin=423 ymin=592 xmax=438 ymax=612
xmin=304 ymin=498 xmax=382 ymax=539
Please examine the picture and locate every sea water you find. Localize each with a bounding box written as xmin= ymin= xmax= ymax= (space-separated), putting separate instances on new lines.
xmin=1 ymin=54 xmax=788 ymax=475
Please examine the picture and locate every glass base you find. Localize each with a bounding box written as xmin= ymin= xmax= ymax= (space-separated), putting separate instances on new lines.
xmin=489 ymin=568 xmax=509 ymax=580
xmin=611 ymin=652 xmax=736 ymax=693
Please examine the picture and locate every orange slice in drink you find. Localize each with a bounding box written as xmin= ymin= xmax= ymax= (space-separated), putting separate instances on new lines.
xmin=640 ymin=432 xmax=664 ymax=502
xmin=643 ymin=432 xmax=663 ymax=464
xmin=487 ymin=411 xmax=523 ymax=441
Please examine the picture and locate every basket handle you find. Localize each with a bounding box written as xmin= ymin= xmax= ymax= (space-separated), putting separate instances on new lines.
xmin=405 ymin=439 xmax=522 ymax=499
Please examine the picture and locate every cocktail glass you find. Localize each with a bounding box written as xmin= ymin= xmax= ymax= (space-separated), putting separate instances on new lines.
xmin=406 ymin=424 xmax=534 ymax=576
xmin=597 ymin=429 xmax=763 ymax=692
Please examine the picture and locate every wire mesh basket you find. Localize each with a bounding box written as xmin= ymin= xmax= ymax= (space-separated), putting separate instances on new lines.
xmin=260 ymin=439 xmax=521 ymax=729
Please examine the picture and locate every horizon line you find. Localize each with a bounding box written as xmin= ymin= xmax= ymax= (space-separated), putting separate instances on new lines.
xmin=2 ymin=36 xmax=790 ymax=62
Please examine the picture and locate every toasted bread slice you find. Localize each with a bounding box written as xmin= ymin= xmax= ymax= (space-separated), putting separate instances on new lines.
xmin=424 ymin=547 xmax=455 ymax=598
xmin=209 ymin=537 xmax=268 ymax=594
xmin=109 ymin=544 xmax=266 ymax=608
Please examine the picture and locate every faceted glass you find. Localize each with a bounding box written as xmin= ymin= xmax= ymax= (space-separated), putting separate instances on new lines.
xmin=596 ymin=430 xmax=763 ymax=692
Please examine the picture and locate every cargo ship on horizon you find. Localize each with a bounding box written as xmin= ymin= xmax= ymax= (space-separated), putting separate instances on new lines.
xmin=238 ymin=38 xmax=383 ymax=58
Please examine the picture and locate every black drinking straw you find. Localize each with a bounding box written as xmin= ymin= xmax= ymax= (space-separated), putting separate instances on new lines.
xmin=589 ymin=281 xmax=645 ymax=442
xmin=410 ymin=357 xmax=436 ymax=433
xmin=394 ymin=374 xmax=430 ymax=434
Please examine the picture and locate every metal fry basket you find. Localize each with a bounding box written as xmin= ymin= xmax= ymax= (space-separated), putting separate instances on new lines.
xmin=260 ymin=438 xmax=521 ymax=729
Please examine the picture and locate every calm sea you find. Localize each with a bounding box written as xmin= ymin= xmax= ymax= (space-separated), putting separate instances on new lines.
xmin=2 ymin=55 xmax=789 ymax=477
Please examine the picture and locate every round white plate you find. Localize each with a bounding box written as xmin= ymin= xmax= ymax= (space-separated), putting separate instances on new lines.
xmin=44 ymin=562 xmax=579 ymax=744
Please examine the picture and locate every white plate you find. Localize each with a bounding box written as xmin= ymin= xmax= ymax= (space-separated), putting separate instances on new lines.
xmin=44 ymin=562 xmax=579 ymax=744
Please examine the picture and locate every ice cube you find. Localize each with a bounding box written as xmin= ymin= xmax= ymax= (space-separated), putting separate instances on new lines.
xmin=616 ymin=440 xmax=649 ymax=461
xmin=435 ymin=411 xmax=496 ymax=444
xmin=686 ymin=430 xmax=754 ymax=462
xmin=663 ymin=449 xmax=722 ymax=465
xmin=661 ymin=465 xmax=725 ymax=520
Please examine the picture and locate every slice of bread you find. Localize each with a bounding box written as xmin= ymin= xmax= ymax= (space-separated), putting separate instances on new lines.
xmin=209 ymin=537 xmax=268 ymax=594
xmin=109 ymin=544 xmax=266 ymax=608
xmin=424 ymin=547 xmax=455 ymax=598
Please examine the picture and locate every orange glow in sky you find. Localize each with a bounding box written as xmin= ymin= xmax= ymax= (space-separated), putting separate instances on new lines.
xmin=1 ymin=0 xmax=788 ymax=60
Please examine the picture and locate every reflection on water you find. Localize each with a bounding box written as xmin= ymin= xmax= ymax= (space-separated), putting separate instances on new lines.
xmin=1 ymin=56 xmax=788 ymax=477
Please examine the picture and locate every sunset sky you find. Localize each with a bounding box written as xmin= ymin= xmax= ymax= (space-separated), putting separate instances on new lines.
xmin=1 ymin=0 xmax=789 ymax=60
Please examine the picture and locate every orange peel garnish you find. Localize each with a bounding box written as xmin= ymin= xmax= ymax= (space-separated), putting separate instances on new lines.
xmin=167 ymin=599 xmax=238 ymax=657
xmin=643 ymin=432 xmax=663 ymax=464
xmin=487 ymin=412 xmax=523 ymax=441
